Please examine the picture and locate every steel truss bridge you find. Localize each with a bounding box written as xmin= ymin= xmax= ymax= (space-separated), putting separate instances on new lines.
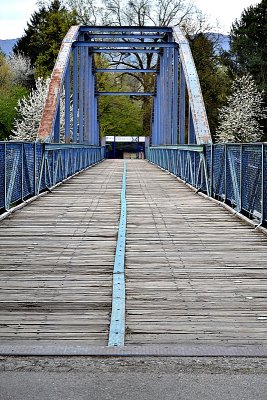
xmin=0 ymin=26 xmax=267 ymax=357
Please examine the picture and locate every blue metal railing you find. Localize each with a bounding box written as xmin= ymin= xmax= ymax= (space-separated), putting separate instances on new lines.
xmin=0 ymin=142 xmax=105 ymax=213
xmin=147 ymin=144 xmax=267 ymax=227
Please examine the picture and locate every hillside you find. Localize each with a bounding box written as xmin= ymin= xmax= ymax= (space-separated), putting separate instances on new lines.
xmin=0 ymin=39 xmax=18 ymax=56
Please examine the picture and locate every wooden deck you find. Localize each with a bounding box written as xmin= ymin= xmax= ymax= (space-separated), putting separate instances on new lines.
xmin=0 ymin=159 xmax=266 ymax=347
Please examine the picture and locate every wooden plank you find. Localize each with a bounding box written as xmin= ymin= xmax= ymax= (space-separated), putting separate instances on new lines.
xmin=124 ymin=160 xmax=267 ymax=346
xmin=0 ymin=160 xmax=123 ymax=344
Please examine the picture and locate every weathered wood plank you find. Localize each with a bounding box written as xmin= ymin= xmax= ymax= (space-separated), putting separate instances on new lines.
xmin=0 ymin=160 xmax=123 ymax=344
xmin=125 ymin=160 xmax=267 ymax=346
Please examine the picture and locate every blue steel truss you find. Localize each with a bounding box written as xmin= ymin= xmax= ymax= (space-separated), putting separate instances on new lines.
xmin=38 ymin=25 xmax=211 ymax=146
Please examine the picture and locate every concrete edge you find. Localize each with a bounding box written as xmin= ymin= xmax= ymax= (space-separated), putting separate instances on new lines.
xmin=0 ymin=344 xmax=267 ymax=357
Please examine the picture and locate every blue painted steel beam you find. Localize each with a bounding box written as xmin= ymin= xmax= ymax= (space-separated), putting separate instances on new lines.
xmin=108 ymin=160 xmax=127 ymax=347
xmin=73 ymin=41 xmax=178 ymax=48
xmin=54 ymin=104 xmax=60 ymax=143
xmin=87 ymin=34 xmax=164 ymax=39
xmin=97 ymin=92 xmax=154 ymax=96
xmin=78 ymin=47 xmax=84 ymax=143
xmin=64 ymin=63 xmax=71 ymax=143
xmin=95 ymin=68 xmax=157 ymax=73
xmin=79 ymin=26 xmax=172 ymax=33
xmin=91 ymin=49 xmax=160 ymax=54
xmin=179 ymin=64 xmax=186 ymax=145
xmin=72 ymin=47 xmax=78 ymax=143
xmin=172 ymin=48 xmax=179 ymax=144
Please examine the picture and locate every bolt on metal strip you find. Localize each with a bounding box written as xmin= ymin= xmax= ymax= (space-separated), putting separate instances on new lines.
xmin=108 ymin=160 xmax=127 ymax=347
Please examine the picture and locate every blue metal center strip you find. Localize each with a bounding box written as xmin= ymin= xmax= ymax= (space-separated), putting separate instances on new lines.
xmin=108 ymin=161 xmax=127 ymax=347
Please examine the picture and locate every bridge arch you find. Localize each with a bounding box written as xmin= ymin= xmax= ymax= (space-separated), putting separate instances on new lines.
xmin=38 ymin=25 xmax=212 ymax=145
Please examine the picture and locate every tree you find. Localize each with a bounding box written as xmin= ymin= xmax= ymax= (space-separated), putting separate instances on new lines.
xmin=215 ymin=75 xmax=266 ymax=143
xmin=11 ymin=77 xmax=72 ymax=142
xmin=230 ymin=0 xmax=267 ymax=135
xmin=11 ymin=78 xmax=50 ymax=141
xmin=13 ymin=0 xmax=76 ymax=77
xmin=0 ymin=50 xmax=11 ymax=88
xmin=0 ymin=86 xmax=28 ymax=140
xmin=0 ymin=51 xmax=29 ymax=140
xmin=8 ymin=53 xmax=34 ymax=88
xmin=189 ymin=33 xmax=231 ymax=135
xmin=95 ymin=54 xmax=144 ymax=136
xmin=231 ymin=0 xmax=267 ymax=92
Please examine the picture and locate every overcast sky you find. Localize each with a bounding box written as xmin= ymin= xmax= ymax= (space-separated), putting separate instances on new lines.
xmin=0 ymin=0 xmax=262 ymax=39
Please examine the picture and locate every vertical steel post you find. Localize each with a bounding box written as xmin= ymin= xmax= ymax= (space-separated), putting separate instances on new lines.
xmin=54 ymin=103 xmax=61 ymax=143
xmin=4 ymin=142 xmax=7 ymax=211
xmin=73 ymin=47 xmax=78 ymax=143
xmin=172 ymin=48 xmax=178 ymax=145
xmin=84 ymin=48 xmax=89 ymax=144
xmin=261 ymin=143 xmax=265 ymax=225
xmin=21 ymin=143 xmax=24 ymax=201
xmin=179 ymin=64 xmax=186 ymax=144
xmin=64 ymin=63 xmax=71 ymax=144
xmin=224 ymin=144 xmax=227 ymax=202
xmin=210 ymin=143 xmax=214 ymax=197
xmin=188 ymin=106 xmax=195 ymax=144
xmin=240 ymin=144 xmax=243 ymax=213
xmin=79 ymin=47 xmax=84 ymax=143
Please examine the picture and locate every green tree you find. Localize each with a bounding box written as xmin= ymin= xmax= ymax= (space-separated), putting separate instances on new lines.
xmin=0 ymin=86 xmax=28 ymax=140
xmin=230 ymin=0 xmax=267 ymax=135
xmin=95 ymin=54 xmax=144 ymax=136
xmin=231 ymin=0 xmax=267 ymax=91
xmin=0 ymin=50 xmax=11 ymax=88
xmin=14 ymin=0 xmax=76 ymax=77
xmin=0 ymin=51 xmax=29 ymax=140
xmin=189 ymin=33 xmax=232 ymax=136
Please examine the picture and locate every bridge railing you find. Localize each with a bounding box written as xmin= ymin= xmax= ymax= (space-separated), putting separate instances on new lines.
xmin=148 ymin=144 xmax=267 ymax=227
xmin=0 ymin=142 xmax=104 ymax=213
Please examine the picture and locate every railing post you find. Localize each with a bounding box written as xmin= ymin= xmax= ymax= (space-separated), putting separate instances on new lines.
xmin=210 ymin=144 xmax=214 ymax=198
xmin=4 ymin=142 xmax=7 ymax=211
xmin=261 ymin=143 xmax=265 ymax=225
xmin=240 ymin=144 xmax=243 ymax=214
xmin=224 ymin=144 xmax=227 ymax=202
xmin=21 ymin=143 xmax=24 ymax=202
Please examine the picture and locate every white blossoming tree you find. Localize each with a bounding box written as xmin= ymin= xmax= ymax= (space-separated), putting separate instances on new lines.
xmin=8 ymin=53 xmax=34 ymax=88
xmin=215 ymin=74 xmax=267 ymax=143
xmin=11 ymin=77 xmax=50 ymax=141
xmin=11 ymin=77 xmax=71 ymax=142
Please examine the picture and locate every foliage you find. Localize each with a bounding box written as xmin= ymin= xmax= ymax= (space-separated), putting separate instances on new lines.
xmin=0 ymin=86 xmax=28 ymax=140
xmin=0 ymin=51 xmax=11 ymax=88
xmin=99 ymin=96 xmax=144 ymax=137
xmin=95 ymin=55 xmax=144 ymax=136
xmin=230 ymin=0 xmax=267 ymax=135
xmin=13 ymin=0 xmax=76 ymax=78
xmin=65 ymin=0 xmax=206 ymax=29
xmin=10 ymin=77 xmax=50 ymax=141
xmin=215 ymin=75 xmax=267 ymax=143
xmin=230 ymin=0 xmax=267 ymax=92
xmin=189 ymin=33 xmax=232 ymax=136
xmin=8 ymin=53 xmax=34 ymax=88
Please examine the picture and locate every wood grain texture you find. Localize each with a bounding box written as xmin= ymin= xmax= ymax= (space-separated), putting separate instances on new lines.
xmin=0 ymin=158 xmax=266 ymax=347
xmin=125 ymin=160 xmax=267 ymax=345
xmin=0 ymin=160 xmax=123 ymax=344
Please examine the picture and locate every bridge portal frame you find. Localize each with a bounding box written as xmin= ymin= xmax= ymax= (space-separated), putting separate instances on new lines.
xmin=38 ymin=25 xmax=211 ymax=146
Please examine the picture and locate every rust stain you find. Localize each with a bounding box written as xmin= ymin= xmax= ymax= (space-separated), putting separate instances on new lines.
xmin=38 ymin=26 xmax=80 ymax=142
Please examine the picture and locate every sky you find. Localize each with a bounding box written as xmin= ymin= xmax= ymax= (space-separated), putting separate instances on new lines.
xmin=0 ymin=0 xmax=262 ymax=39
